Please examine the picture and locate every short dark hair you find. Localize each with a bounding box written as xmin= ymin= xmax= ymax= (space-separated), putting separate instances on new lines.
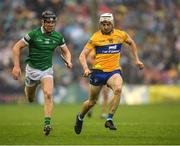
xmin=42 ymin=10 xmax=56 ymax=21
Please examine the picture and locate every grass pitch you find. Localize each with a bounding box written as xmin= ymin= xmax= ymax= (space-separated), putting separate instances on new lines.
xmin=0 ymin=103 xmax=180 ymax=145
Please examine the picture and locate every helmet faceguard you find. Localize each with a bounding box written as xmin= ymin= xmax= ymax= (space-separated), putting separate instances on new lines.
xmin=41 ymin=10 xmax=57 ymax=33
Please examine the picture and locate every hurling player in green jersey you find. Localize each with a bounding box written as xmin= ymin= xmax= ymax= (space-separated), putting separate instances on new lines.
xmin=12 ymin=10 xmax=72 ymax=136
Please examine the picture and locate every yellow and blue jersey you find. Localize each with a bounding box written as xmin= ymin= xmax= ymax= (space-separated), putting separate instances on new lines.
xmin=85 ymin=29 xmax=128 ymax=72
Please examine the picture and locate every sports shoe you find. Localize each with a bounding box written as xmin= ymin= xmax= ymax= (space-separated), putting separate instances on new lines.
xmin=105 ymin=120 xmax=117 ymax=130
xmin=74 ymin=114 xmax=83 ymax=134
xmin=44 ymin=125 xmax=52 ymax=136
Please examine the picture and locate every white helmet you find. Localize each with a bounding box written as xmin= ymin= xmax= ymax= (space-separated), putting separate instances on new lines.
xmin=99 ymin=13 xmax=114 ymax=25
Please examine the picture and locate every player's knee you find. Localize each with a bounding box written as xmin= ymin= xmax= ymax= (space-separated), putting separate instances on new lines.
xmin=114 ymin=87 xmax=122 ymax=95
xmin=44 ymin=91 xmax=52 ymax=100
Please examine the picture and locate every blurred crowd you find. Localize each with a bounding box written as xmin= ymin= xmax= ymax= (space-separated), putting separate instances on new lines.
xmin=0 ymin=0 xmax=179 ymax=94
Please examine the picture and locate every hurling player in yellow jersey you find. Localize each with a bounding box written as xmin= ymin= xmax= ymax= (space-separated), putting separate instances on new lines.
xmin=86 ymin=50 xmax=111 ymax=119
xmin=74 ymin=13 xmax=144 ymax=134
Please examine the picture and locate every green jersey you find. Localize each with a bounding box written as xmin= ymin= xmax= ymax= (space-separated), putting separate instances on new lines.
xmin=23 ymin=27 xmax=65 ymax=70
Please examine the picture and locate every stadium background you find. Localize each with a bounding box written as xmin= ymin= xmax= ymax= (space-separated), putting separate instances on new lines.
xmin=0 ymin=0 xmax=179 ymax=104
xmin=0 ymin=0 xmax=180 ymax=145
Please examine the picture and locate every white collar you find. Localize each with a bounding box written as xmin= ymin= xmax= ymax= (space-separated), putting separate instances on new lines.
xmin=41 ymin=26 xmax=45 ymax=34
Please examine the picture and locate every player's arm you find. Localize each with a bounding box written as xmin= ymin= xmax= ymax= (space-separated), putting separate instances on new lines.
xmin=60 ymin=45 xmax=72 ymax=68
xmin=125 ymin=34 xmax=144 ymax=70
xmin=12 ymin=40 xmax=27 ymax=80
xmin=79 ymin=47 xmax=92 ymax=77
xmin=87 ymin=51 xmax=95 ymax=65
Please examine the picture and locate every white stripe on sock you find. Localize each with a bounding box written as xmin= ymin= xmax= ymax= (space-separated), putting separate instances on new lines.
xmin=107 ymin=118 xmax=112 ymax=121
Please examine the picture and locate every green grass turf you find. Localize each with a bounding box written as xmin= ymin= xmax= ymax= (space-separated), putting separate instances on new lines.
xmin=0 ymin=103 xmax=180 ymax=145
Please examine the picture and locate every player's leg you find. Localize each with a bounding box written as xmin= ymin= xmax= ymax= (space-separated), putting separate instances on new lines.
xmin=74 ymin=84 xmax=102 ymax=134
xmin=41 ymin=77 xmax=54 ymax=136
xmin=24 ymin=77 xmax=38 ymax=102
xmin=81 ymin=84 xmax=102 ymax=116
xmin=100 ymin=85 xmax=109 ymax=118
xmin=105 ymin=73 xmax=123 ymax=130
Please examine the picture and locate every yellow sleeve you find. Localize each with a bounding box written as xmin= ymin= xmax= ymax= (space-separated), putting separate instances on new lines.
xmin=84 ymin=34 xmax=96 ymax=50
xmin=122 ymin=31 xmax=128 ymax=43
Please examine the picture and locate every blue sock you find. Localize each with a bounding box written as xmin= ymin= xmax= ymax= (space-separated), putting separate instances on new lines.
xmin=107 ymin=113 xmax=113 ymax=121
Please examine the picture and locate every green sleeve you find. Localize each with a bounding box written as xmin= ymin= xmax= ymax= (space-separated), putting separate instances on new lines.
xmin=58 ymin=34 xmax=65 ymax=46
xmin=23 ymin=30 xmax=35 ymax=44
